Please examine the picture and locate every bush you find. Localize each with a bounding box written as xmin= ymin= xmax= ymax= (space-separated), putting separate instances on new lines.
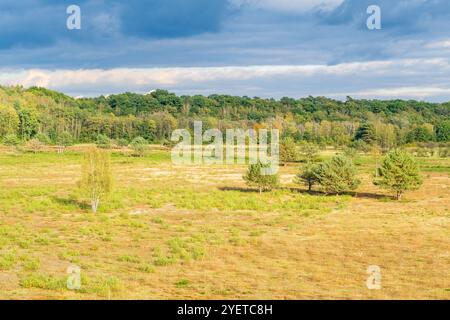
xmin=130 ymin=137 xmax=148 ymax=157
xmin=314 ymin=155 xmax=360 ymax=195
xmin=35 ymin=133 xmax=51 ymax=145
xmin=438 ymin=148 xmax=449 ymax=158
xmin=117 ymin=138 xmax=129 ymax=148
xmin=3 ymin=134 xmax=20 ymax=146
xmin=26 ymin=138 xmax=44 ymax=153
xmin=374 ymin=149 xmax=423 ymax=200
xmin=56 ymin=131 xmax=73 ymax=147
xmin=243 ymin=161 xmax=279 ymax=193
xmin=96 ymin=134 xmax=112 ymax=149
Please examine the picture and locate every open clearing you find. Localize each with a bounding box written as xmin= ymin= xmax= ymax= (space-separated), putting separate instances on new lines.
xmin=0 ymin=148 xmax=449 ymax=299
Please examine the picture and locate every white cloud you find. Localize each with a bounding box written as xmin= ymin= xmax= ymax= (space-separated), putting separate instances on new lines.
xmin=326 ymin=87 xmax=450 ymax=99
xmin=1 ymin=58 xmax=449 ymax=100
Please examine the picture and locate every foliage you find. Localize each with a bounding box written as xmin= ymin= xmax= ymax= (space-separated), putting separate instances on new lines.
xmin=96 ymin=134 xmax=112 ymax=149
xmin=3 ymin=134 xmax=20 ymax=146
xmin=36 ymin=133 xmax=51 ymax=145
xmin=374 ymin=149 xmax=423 ymax=200
xmin=0 ymin=104 xmax=20 ymax=137
xmin=314 ymin=155 xmax=360 ymax=194
xmin=299 ymin=142 xmax=319 ymax=163
xmin=435 ymin=120 xmax=450 ymax=142
xmin=243 ymin=161 xmax=279 ymax=193
xmin=57 ymin=131 xmax=74 ymax=147
xmin=0 ymin=86 xmax=448 ymax=148
xmin=117 ymin=138 xmax=129 ymax=147
xmin=354 ymin=123 xmax=377 ymax=144
xmin=78 ymin=148 xmax=113 ymax=213
xmin=295 ymin=162 xmax=320 ymax=191
xmin=279 ymin=137 xmax=298 ymax=164
xmin=130 ymin=137 xmax=148 ymax=157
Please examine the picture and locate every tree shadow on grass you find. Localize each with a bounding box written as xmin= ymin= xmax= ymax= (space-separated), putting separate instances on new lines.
xmin=51 ymin=196 xmax=90 ymax=210
xmin=219 ymin=186 xmax=393 ymax=200
xmin=218 ymin=186 xmax=264 ymax=193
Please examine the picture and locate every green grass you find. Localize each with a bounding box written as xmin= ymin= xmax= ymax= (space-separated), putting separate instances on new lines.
xmin=0 ymin=148 xmax=448 ymax=299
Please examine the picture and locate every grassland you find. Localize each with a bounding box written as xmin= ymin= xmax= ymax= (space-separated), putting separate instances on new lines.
xmin=0 ymin=146 xmax=449 ymax=299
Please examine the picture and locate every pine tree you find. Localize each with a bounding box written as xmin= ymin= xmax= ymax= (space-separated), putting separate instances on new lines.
xmin=295 ymin=162 xmax=320 ymax=192
xmin=243 ymin=161 xmax=279 ymax=194
xmin=374 ymin=149 xmax=423 ymax=200
xmin=314 ymin=155 xmax=360 ymax=195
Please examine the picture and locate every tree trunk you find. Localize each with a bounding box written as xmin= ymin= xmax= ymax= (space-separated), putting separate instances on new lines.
xmin=259 ymin=187 xmax=262 ymax=194
xmin=396 ymin=191 xmax=402 ymax=201
xmin=91 ymin=198 xmax=100 ymax=213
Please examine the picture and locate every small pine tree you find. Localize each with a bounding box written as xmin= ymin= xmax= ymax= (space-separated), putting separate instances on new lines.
xmin=243 ymin=161 xmax=279 ymax=194
xmin=295 ymin=162 xmax=319 ymax=192
xmin=78 ymin=147 xmax=113 ymax=213
xmin=314 ymin=155 xmax=360 ymax=195
xmin=279 ymin=137 xmax=298 ymax=165
xmin=374 ymin=149 xmax=423 ymax=200
xmin=130 ymin=137 xmax=148 ymax=157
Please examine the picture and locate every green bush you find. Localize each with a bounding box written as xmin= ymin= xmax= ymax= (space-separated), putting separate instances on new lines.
xmin=2 ymin=134 xmax=20 ymax=146
xmin=130 ymin=137 xmax=148 ymax=157
xmin=96 ymin=134 xmax=112 ymax=149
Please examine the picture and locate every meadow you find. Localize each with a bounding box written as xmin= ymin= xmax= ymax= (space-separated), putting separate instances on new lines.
xmin=0 ymin=146 xmax=449 ymax=299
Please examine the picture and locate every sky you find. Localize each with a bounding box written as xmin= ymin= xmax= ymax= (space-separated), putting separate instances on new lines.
xmin=1 ymin=0 xmax=450 ymax=101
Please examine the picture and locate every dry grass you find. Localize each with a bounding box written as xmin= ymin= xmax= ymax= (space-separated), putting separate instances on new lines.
xmin=0 ymin=149 xmax=448 ymax=299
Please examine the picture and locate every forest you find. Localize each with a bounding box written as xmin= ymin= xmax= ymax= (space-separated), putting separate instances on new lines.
xmin=0 ymin=85 xmax=449 ymax=149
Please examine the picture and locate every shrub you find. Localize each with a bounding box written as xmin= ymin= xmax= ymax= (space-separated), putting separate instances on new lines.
xmin=26 ymin=138 xmax=44 ymax=153
xmin=314 ymin=155 xmax=360 ymax=195
xmin=243 ymin=161 xmax=279 ymax=194
xmin=96 ymin=134 xmax=112 ymax=149
xmin=56 ymin=131 xmax=73 ymax=147
xmin=130 ymin=137 xmax=148 ymax=157
xmin=117 ymin=138 xmax=129 ymax=148
xmin=36 ymin=133 xmax=51 ymax=145
xmin=374 ymin=149 xmax=423 ymax=200
xmin=2 ymin=134 xmax=20 ymax=146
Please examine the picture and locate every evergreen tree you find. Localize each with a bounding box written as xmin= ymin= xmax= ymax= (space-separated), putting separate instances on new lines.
xmin=243 ymin=161 xmax=279 ymax=194
xmin=314 ymin=155 xmax=360 ymax=194
xmin=374 ymin=149 xmax=423 ymax=200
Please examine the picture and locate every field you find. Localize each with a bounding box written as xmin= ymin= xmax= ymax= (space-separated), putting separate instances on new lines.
xmin=0 ymin=146 xmax=449 ymax=299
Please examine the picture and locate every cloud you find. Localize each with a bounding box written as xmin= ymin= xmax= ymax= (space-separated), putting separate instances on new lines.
xmin=2 ymin=58 xmax=449 ymax=101
xmin=337 ymin=87 xmax=450 ymax=99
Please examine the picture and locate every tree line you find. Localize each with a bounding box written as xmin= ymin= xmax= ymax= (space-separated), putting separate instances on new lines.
xmin=0 ymin=85 xmax=449 ymax=149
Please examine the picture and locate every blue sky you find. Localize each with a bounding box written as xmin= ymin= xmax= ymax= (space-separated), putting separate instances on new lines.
xmin=1 ymin=0 xmax=450 ymax=101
